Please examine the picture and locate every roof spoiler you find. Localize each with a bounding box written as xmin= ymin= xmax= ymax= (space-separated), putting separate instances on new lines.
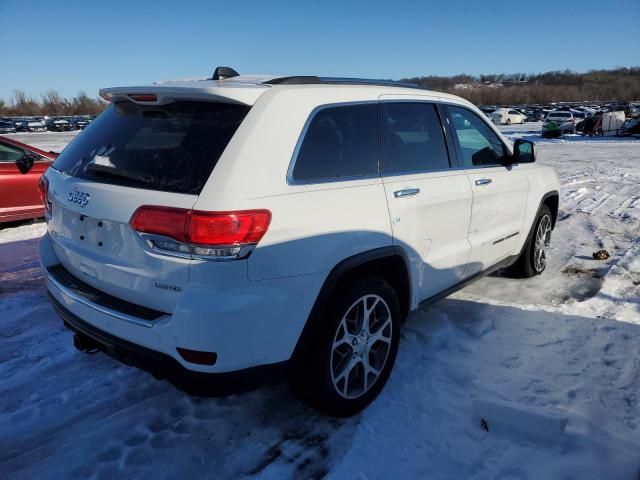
xmin=99 ymin=85 xmax=262 ymax=106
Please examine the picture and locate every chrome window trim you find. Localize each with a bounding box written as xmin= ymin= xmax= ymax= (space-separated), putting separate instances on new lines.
xmin=285 ymin=99 xmax=518 ymax=187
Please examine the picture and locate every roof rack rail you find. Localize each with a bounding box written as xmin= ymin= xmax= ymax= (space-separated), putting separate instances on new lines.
xmin=263 ymin=76 xmax=421 ymax=89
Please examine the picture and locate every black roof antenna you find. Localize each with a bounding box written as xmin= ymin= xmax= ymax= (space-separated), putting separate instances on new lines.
xmin=212 ymin=66 xmax=240 ymax=80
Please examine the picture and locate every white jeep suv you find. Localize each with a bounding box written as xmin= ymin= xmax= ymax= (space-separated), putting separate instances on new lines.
xmin=40 ymin=67 xmax=560 ymax=416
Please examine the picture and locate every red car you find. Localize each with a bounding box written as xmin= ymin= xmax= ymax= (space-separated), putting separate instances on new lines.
xmin=0 ymin=135 xmax=58 ymax=223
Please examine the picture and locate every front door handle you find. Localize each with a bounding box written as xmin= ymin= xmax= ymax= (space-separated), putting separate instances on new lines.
xmin=394 ymin=188 xmax=420 ymax=198
xmin=475 ymin=178 xmax=492 ymax=186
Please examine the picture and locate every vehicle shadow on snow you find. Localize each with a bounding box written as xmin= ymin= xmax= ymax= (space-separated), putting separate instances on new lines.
xmin=0 ymin=237 xmax=46 ymax=297
xmin=372 ymin=298 xmax=640 ymax=479
xmin=0 ymin=219 xmax=44 ymax=231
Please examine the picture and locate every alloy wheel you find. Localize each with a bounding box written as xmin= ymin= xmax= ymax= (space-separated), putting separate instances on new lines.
xmin=534 ymin=214 xmax=552 ymax=272
xmin=330 ymin=294 xmax=393 ymax=399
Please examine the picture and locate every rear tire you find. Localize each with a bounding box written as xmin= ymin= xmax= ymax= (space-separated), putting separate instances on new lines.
xmin=507 ymin=205 xmax=552 ymax=278
xmin=288 ymin=276 xmax=401 ymax=417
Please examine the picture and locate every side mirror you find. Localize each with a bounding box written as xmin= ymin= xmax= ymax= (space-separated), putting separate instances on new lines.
xmin=513 ymin=139 xmax=535 ymax=163
xmin=15 ymin=153 xmax=35 ymax=174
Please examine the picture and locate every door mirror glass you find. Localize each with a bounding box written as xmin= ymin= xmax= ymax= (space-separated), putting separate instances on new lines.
xmin=513 ymin=139 xmax=535 ymax=163
xmin=15 ymin=153 xmax=35 ymax=174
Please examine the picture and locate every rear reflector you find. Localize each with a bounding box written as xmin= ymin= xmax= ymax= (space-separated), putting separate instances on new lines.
xmin=129 ymin=206 xmax=271 ymax=259
xmin=176 ymin=347 xmax=217 ymax=365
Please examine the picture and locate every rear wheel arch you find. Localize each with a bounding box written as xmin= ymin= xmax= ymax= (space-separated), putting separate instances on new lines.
xmin=290 ymin=247 xmax=411 ymax=364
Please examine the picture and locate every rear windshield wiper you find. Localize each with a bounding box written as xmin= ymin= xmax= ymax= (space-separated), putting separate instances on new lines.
xmin=84 ymin=162 xmax=152 ymax=186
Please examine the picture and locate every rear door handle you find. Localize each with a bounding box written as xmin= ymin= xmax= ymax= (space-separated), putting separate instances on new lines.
xmin=475 ymin=179 xmax=492 ymax=186
xmin=394 ymin=188 xmax=420 ymax=198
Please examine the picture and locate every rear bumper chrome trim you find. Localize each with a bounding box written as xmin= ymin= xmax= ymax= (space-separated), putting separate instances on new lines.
xmin=44 ymin=264 xmax=169 ymax=328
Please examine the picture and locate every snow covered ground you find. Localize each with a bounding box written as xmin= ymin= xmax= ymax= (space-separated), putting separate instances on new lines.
xmin=1 ymin=129 xmax=639 ymax=479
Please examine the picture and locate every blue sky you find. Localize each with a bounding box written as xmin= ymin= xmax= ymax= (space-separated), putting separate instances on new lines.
xmin=1 ymin=0 xmax=638 ymax=100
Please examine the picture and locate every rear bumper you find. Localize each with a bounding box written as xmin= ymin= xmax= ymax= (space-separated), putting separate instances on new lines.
xmin=49 ymin=292 xmax=287 ymax=395
xmin=40 ymin=231 xmax=324 ymax=377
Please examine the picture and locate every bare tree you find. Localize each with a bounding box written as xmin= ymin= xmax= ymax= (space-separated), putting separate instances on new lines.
xmin=11 ymin=90 xmax=40 ymax=116
xmin=403 ymin=67 xmax=640 ymax=105
xmin=41 ymin=90 xmax=66 ymax=116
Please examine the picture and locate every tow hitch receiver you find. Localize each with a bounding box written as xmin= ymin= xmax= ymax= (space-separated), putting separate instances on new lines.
xmin=73 ymin=333 xmax=100 ymax=354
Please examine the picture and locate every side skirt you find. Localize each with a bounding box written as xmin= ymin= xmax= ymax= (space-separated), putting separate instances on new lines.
xmin=418 ymin=255 xmax=518 ymax=309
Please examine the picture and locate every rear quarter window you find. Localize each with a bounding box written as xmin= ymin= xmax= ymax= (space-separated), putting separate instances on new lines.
xmin=290 ymin=103 xmax=378 ymax=182
xmin=52 ymin=101 xmax=250 ymax=195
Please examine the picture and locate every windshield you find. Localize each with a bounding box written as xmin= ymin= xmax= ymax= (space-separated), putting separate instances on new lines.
xmin=52 ymin=100 xmax=250 ymax=195
xmin=548 ymin=112 xmax=571 ymax=118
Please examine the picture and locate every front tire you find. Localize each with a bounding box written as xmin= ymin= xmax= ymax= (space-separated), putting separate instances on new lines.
xmin=289 ymin=277 xmax=401 ymax=417
xmin=506 ymin=118 xmax=512 ymax=125
xmin=507 ymin=205 xmax=552 ymax=278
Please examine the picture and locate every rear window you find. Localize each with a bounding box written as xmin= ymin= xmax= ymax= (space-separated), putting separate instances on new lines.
xmin=52 ymin=101 xmax=250 ymax=194
xmin=548 ymin=112 xmax=571 ymax=118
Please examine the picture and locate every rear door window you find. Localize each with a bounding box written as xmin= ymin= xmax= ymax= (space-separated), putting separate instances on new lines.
xmin=51 ymin=101 xmax=250 ymax=194
xmin=291 ymin=103 xmax=378 ymax=182
xmin=380 ymin=102 xmax=450 ymax=174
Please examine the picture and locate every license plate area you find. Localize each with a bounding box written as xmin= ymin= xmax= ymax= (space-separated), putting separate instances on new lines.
xmin=55 ymin=207 xmax=124 ymax=254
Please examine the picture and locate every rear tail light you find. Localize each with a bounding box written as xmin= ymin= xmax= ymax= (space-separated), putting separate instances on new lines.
xmin=38 ymin=176 xmax=51 ymax=218
xmin=129 ymin=206 xmax=271 ymax=260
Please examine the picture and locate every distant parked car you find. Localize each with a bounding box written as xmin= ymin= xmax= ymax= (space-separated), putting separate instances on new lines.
xmin=528 ymin=108 xmax=546 ymax=121
xmin=623 ymin=116 xmax=640 ymax=135
xmin=70 ymin=116 xmax=92 ymax=130
xmin=490 ymin=108 xmax=526 ymax=125
xmin=0 ymin=121 xmax=17 ymax=134
xmin=25 ymin=121 xmax=47 ymax=132
xmin=13 ymin=119 xmax=27 ymax=131
xmin=46 ymin=118 xmax=72 ymax=131
xmin=516 ymin=109 xmax=541 ymax=122
xmin=0 ymin=135 xmax=57 ymax=223
xmin=543 ymin=111 xmax=577 ymax=134
xmin=479 ymin=106 xmax=497 ymax=118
